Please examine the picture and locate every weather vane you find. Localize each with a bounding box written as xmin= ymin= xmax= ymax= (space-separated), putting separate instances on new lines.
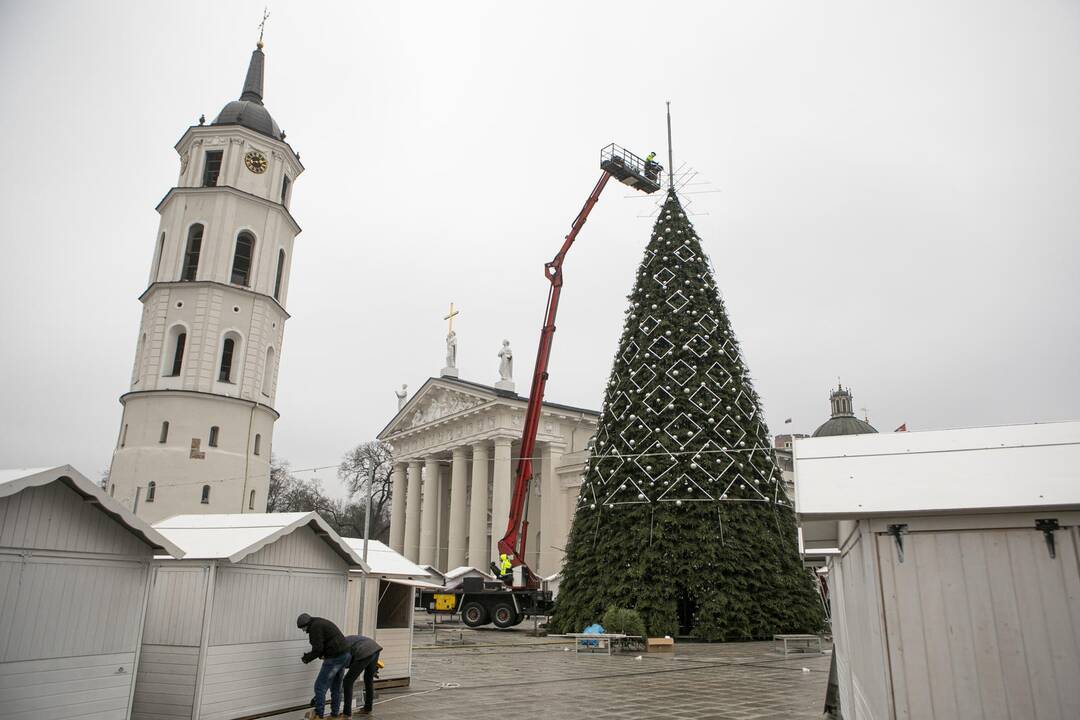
xmin=258 ymin=7 xmax=270 ymax=47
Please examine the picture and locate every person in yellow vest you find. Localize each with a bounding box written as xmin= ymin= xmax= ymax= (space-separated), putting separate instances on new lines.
xmin=644 ymin=151 xmax=659 ymax=181
xmin=499 ymin=553 xmax=513 ymax=581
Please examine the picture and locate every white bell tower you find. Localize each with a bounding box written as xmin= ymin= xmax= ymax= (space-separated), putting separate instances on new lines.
xmin=108 ymin=40 xmax=304 ymax=522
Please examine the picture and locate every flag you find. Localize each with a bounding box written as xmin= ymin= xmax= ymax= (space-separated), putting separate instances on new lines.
xmin=784 ymin=418 xmax=792 ymax=424
xmin=894 ymin=423 xmax=907 ymax=432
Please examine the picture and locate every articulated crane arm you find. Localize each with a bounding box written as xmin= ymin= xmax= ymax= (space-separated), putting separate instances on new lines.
xmin=496 ymin=171 xmax=613 ymax=588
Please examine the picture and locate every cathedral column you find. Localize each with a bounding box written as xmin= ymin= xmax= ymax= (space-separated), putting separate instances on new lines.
xmin=467 ymin=442 xmax=490 ymax=569
xmin=419 ymin=457 xmax=440 ymax=567
xmin=490 ymin=437 xmax=513 ymax=563
xmin=539 ymin=443 xmax=566 ymax=577
xmin=403 ymin=460 xmax=422 ymax=561
xmin=388 ymin=463 xmax=407 ymax=554
xmin=447 ymin=447 xmax=469 ymax=569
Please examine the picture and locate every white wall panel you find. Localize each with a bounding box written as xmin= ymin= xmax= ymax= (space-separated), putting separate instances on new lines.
xmin=0 ymin=651 xmax=136 ymax=720
xmin=130 ymin=645 xmax=198 ymax=720
xmin=0 ymin=482 xmax=147 ymax=557
xmin=141 ymin=566 xmax=208 ymax=646
xmin=0 ymin=555 xmax=147 ymax=663
xmin=198 ymin=640 xmax=317 ymax=720
xmin=242 ymin=526 xmax=343 ymax=570
xmin=208 ymin=566 xmax=346 ymax=646
xmin=372 ymin=628 xmax=411 ymax=681
xmin=879 ymin=527 xmax=1080 ymax=720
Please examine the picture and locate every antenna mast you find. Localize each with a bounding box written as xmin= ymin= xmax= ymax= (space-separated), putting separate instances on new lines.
xmin=666 ymin=101 xmax=674 ymax=190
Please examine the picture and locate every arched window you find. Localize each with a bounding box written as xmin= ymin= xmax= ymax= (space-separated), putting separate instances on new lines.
xmin=164 ymin=326 xmax=187 ymax=377
xmin=262 ymin=346 xmax=275 ymax=395
xmin=159 ymin=421 xmax=169 ymax=443
xmin=254 ymin=433 xmax=262 ymax=456
xmin=201 ymin=485 xmax=210 ymax=504
xmin=110 ymin=484 xmax=115 ymax=497
xmin=231 ymin=231 xmax=255 ymax=286
xmin=209 ymin=426 xmax=220 ymax=447
xmin=146 ymin=481 xmax=156 ymax=502
xmin=120 ymin=424 xmax=128 ymax=448
xmin=181 ymin=224 xmax=204 ymax=281
xmin=249 ymin=489 xmax=256 ymax=510
xmin=218 ymin=338 xmax=236 ymax=383
xmin=273 ymin=249 xmax=286 ymax=300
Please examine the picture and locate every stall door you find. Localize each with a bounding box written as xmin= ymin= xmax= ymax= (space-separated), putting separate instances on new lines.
xmin=877 ymin=526 xmax=1080 ymax=720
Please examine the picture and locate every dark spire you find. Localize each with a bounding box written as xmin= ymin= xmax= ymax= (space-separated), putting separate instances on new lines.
xmin=239 ymin=45 xmax=265 ymax=104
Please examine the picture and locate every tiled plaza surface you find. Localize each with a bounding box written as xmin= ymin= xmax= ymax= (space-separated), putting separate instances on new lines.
xmin=276 ymin=622 xmax=831 ymax=720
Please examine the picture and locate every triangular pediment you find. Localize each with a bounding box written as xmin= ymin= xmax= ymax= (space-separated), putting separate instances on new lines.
xmin=379 ymin=378 xmax=496 ymax=437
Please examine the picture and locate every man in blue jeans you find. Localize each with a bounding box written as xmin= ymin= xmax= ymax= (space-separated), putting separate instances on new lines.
xmin=297 ymin=613 xmax=351 ymax=719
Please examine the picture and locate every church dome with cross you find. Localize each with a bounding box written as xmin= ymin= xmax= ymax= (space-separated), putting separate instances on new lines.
xmin=811 ymin=384 xmax=878 ymax=437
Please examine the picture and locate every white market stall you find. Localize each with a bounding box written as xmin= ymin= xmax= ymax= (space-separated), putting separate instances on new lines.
xmin=795 ymin=421 xmax=1080 ymax=720
xmin=343 ymin=539 xmax=432 ymax=688
xmin=0 ymin=465 xmax=183 ymax=720
xmin=131 ymin=512 xmax=366 ymax=720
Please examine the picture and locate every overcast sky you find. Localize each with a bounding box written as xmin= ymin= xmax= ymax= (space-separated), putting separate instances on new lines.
xmin=2 ymin=1 xmax=1077 ymax=493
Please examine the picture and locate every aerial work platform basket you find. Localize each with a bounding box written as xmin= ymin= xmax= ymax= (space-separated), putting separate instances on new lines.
xmin=601 ymin=143 xmax=663 ymax=193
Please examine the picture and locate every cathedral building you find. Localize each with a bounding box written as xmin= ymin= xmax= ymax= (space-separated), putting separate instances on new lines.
xmin=107 ymin=42 xmax=303 ymax=523
xmin=381 ymin=357 xmax=598 ymax=578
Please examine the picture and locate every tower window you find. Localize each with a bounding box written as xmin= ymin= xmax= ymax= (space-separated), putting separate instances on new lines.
xmin=181 ymin=224 xmax=204 ymax=281
xmin=254 ymin=433 xmax=262 ymax=455
xmin=231 ymin=232 xmax=255 ymax=286
xmin=201 ymin=485 xmax=211 ymax=504
xmin=281 ymin=174 xmax=291 ymax=206
xmin=209 ymin=426 xmax=220 ymax=447
xmin=110 ymin=484 xmax=115 ymax=497
xmin=202 ymin=150 xmax=223 ymax=187
xmin=249 ymin=489 xmax=256 ymax=510
xmin=273 ymin=249 xmax=286 ymax=301
xmin=219 ymin=338 xmax=236 ymax=383
xmin=154 ymin=232 xmax=166 ymax=280
xmin=159 ymin=421 xmax=169 ymax=444
xmin=120 ymin=424 xmax=128 ymax=448
xmin=169 ymin=332 xmax=187 ymax=376
xmin=262 ymin=347 xmax=275 ymax=396
xmin=146 ymin=481 xmax=156 ymax=502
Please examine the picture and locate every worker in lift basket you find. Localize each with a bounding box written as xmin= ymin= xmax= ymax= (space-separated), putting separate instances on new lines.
xmin=298 ymin=613 xmax=352 ymax=719
xmin=644 ymin=151 xmax=659 ymax=181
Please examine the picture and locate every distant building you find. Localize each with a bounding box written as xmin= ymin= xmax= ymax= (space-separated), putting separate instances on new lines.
xmin=107 ymin=41 xmax=303 ymax=522
xmin=775 ymin=384 xmax=878 ymax=503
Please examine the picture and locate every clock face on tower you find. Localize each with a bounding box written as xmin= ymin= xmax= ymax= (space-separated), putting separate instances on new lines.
xmin=244 ymin=150 xmax=268 ymax=174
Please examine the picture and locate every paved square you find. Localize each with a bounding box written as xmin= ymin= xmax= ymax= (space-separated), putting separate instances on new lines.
xmin=274 ymin=625 xmax=830 ymax=720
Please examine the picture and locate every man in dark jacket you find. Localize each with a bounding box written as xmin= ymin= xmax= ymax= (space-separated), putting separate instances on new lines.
xmin=297 ymin=613 xmax=352 ymax=719
xmin=341 ymin=634 xmax=383 ymax=717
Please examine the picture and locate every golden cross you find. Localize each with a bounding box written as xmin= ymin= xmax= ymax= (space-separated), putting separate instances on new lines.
xmin=258 ymin=7 xmax=270 ymax=45
xmin=444 ymin=302 xmax=460 ymax=334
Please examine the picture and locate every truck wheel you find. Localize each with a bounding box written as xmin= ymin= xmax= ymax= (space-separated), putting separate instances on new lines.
xmin=492 ymin=602 xmax=519 ymax=629
xmin=461 ymin=601 xmax=489 ymax=627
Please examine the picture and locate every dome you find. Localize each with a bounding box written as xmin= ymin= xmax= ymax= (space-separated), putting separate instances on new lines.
xmin=213 ymin=99 xmax=281 ymax=139
xmin=811 ymin=384 xmax=878 ymax=438
xmin=210 ymin=45 xmax=283 ymax=141
xmin=811 ymin=415 xmax=878 ymax=438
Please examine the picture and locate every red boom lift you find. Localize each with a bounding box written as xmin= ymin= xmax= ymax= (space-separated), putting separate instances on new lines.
xmin=420 ymin=145 xmax=661 ymax=628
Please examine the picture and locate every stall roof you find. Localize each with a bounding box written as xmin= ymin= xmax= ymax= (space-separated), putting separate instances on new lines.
xmin=342 ymin=538 xmax=430 ymax=580
xmin=154 ymin=512 xmax=367 ymax=569
xmin=795 ymin=421 xmax=1080 ymax=519
xmin=0 ymin=465 xmax=184 ymax=557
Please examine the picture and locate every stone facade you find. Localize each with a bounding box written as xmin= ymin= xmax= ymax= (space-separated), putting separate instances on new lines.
xmin=380 ymin=377 xmax=598 ymax=577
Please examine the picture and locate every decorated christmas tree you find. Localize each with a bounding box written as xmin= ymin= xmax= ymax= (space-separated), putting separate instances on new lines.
xmin=551 ymin=190 xmax=824 ymax=640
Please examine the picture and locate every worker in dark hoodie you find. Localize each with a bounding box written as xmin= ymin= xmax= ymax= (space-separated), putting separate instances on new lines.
xmin=297 ymin=613 xmax=352 ymax=719
xmin=341 ymin=634 xmax=384 ymax=717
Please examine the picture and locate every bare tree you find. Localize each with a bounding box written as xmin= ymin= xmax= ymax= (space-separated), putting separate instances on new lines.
xmin=338 ymin=441 xmax=394 ymax=542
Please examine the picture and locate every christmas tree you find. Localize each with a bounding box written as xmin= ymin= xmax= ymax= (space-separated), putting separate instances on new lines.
xmin=551 ymin=190 xmax=824 ymax=641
